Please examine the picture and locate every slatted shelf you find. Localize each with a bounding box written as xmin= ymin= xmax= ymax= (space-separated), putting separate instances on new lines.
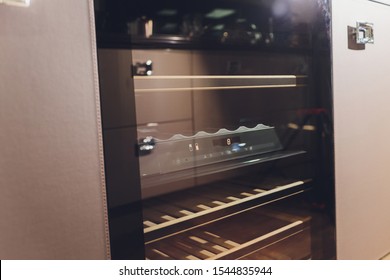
xmin=142 ymin=176 xmax=311 ymax=241
xmin=145 ymin=206 xmax=310 ymax=260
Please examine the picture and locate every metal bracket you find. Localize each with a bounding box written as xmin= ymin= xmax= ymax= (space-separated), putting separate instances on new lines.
xmin=356 ymin=22 xmax=374 ymax=44
xmin=138 ymin=136 xmax=156 ymax=156
xmin=348 ymin=22 xmax=374 ymax=50
xmin=132 ymin=60 xmax=153 ymax=76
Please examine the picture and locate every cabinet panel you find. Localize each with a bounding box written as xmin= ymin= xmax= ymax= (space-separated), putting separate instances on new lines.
xmin=332 ymin=0 xmax=390 ymax=259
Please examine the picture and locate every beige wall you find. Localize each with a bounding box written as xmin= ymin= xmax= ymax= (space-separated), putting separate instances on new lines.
xmin=332 ymin=0 xmax=390 ymax=259
xmin=0 ymin=0 xmax=110 ymax=259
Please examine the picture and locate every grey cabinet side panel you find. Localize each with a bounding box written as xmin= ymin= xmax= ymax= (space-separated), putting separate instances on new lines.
xmin=0 ymin=0 xmax=110 ymax=259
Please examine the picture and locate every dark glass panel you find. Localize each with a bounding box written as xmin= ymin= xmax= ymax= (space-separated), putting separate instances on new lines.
xmin=95 ymin=0 xmax=335 ymax=260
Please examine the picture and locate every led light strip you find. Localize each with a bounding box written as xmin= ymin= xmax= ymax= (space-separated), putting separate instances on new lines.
xmin=134 ymin=75 xmax=306 ymax=79
xmin=0 ymin=0 xmax=30 ymax=7
xmin=134 ymin=75 xmax=306 ymax=92
xmin=135 ymin=84 xmax=303 ymax=92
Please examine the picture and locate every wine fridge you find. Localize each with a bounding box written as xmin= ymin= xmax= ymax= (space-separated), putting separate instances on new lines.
xmin=94 ymin=0 xmax=336 ymax=260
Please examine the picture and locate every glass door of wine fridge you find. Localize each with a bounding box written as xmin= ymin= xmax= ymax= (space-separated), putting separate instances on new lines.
xmin=95 ymin=0 xmax=335 ymax=260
